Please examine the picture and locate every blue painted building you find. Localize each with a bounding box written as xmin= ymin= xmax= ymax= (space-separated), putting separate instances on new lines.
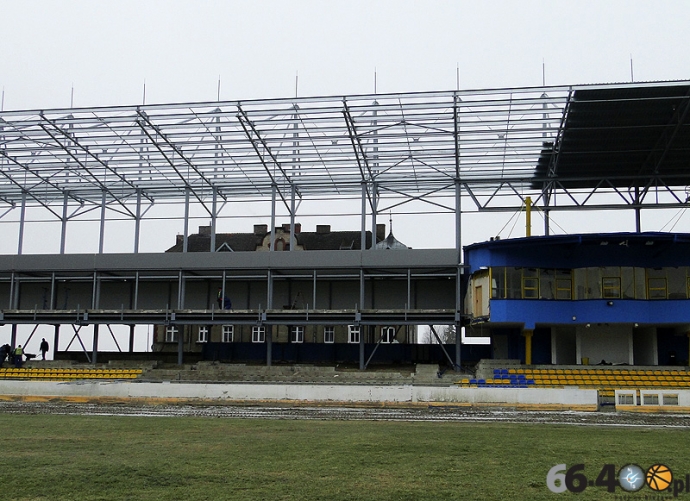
xmin=463 ymin=232 xmax=690 ymax=366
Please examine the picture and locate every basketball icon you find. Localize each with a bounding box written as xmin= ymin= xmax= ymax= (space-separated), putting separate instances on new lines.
xmin=646 ymin=464 xmax=673 ymax=491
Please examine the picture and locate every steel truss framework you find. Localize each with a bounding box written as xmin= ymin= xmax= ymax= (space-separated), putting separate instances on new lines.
xmin=1 ymin=80 xmax=689 ymax=254
xmin=1 ymin=81 xmax=690 ymax=368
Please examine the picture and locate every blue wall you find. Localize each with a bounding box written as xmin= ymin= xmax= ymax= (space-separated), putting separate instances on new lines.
xmin=488 ymin=299 xmax=690 ymax=329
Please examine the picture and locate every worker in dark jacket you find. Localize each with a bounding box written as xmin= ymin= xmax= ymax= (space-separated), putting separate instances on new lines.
xmin=40 ymin=338 xmax=50 ymax=360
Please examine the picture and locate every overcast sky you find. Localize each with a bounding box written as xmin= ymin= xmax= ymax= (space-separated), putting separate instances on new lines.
xmin=2 ymin=0 xmax=688 ymax=111
xmin=1 ymin=0 xmax=689 ymax=250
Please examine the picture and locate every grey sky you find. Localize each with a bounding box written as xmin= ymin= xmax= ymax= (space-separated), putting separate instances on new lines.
xmin=2 ymin=1 xmax=688 ymax=111
xmin=0 ymin=0 xmax=689 ymax=249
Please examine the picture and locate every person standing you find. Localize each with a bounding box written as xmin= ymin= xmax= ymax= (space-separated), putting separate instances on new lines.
xmin=13 ymin=345 xmax=23 ymax=368
xmin=40 ymin=338 xmax=49 ymax=360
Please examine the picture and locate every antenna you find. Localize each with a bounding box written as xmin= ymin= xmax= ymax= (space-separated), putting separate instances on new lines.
xmin=630 ymin=54 xmax=634 ymax=82
xmin=217 ymin=75 xmax=221 ymax=101
xmin=142 ymin=79 xmax=146 ymax=105
xmin=456 ymin=63 xmax=459 ymax=91
xmin=295 ymin=71 xmax=298 ymax=98
xmin=1 ymin=87 xmax=4 ymax=112
xmin=374 ymin=68 xmax=377 ymax=94
xmin=70 ymin=84 xmax=74 ymax=107
xmin=542 ymin=59 xmax=546 ymax=86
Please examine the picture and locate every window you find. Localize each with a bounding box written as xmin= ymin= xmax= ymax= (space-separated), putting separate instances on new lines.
xmin=602 ymin=277 xmax=621 ymax=299
xmin=648 ymin=277 xmax=667 ymax=299
xmin=522 ymin=269 xmax=539 ymax=299
xmin=165 ymin=326 xmax=178 ymax=343
xmin=323 ymin=326 xmax=334 ymax=344
xmin=555 ymin=270 xmax=572 ymax=300
xmin=290 ymin=326 xmax=304 ymax=343
xmin=222 ymin=325 xmax=234 ymax=343
xmin=380 ymin=327 xmax=395 ymax=343
xmin=197 ymin=326 xmax=208 ymax=343
xmin=252 ymin=326 xmax=265 ymax=343
xmin=348 ymin=325 xmax=360 ymax=344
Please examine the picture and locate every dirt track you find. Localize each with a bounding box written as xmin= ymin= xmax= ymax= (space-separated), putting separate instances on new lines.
xmin=1 ymin=400 xmax=689 ymax=427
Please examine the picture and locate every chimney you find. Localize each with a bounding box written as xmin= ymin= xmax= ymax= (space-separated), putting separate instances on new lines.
xmin=176 ymin=234 xmax=183 ymax=245
xmin=281 ymin=223 xmax=301 ymax=233
xmin=254 ymin=224 xmax=268 ymax=235
xmin=198 ymin=225 xmax=211 ymax=235
xmin=316 ymin=225 xmax=331 ymax=234
xmin=376 ymin=224 xmax=386 ymax=242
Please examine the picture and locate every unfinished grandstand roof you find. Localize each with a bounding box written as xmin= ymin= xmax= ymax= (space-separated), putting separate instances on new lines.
xmin=0 ymin=80 xmax=688 ymax=211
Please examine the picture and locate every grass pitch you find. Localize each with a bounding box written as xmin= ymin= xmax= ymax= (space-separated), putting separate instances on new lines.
xmin=0 ymin=412 xmax=687 ymax=500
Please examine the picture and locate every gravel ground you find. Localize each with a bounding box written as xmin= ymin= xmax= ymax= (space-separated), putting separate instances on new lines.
xmin=1 ymin=400 xmax=689 ymax=427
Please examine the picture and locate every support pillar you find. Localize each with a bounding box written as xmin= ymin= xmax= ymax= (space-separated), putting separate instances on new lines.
xmin=134 ymin=189 xmax=142 ymax=253
xmin=290 ymin=184 xmax=296 ymax=251
xmin=270 ymin=184 xmax=276 ymax=251
xmin=523 ymin=329 xmax=533 ymax=365
xmin=266 ymin=326 xmax=272 ymax=367
xmin=53 ymin=325 xmax=60 ymax=358
xmin=92 ymin=324 xmax=99 ymax=365
xmin=455 ymin=321 xmax=462 ymax=372
xmin=10 ymin=324 xmax=17 ymax=350
xmin=60 ymin=192 xmax=68 ymax=254
xmin=177 ymin=326 xmax=183 ymax=366
xmin=360 ymin=182 xmax=367 ymax=250
xmin=183 ymin=187 xmax=190 ymax=253
xmin=129 ymin=325 xmax=135 ymax=353
xmin=17 ymin=191 xmax=26 ymax=255
xmin=98 ymin=190 xmax=106 ymax=254
xmin=210 ymin=186 xmax=217 ymax=252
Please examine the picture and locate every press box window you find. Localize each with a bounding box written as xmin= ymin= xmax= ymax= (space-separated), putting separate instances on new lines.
xmin=648 ymin=277 xmax=667 ymax=299
xmin=602 ymin=277 xmax=621 ymax=299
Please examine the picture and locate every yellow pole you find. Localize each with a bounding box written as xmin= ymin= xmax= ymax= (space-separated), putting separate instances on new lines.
xmin=523 ymin=329 xmax=533 ymax=365
xmin=525 ymin=197 xmax=532 ymax=237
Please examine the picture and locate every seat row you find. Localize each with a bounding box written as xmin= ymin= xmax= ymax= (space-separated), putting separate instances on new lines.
xmin=0 ymin=367 xmax=142 ymax=380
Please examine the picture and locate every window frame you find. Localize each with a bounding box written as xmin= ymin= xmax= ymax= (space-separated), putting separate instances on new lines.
xmin=222 ymin=325 xmax=234 ymax=343
xmin=348 ymin=325 xmax=360 ymax=344
xmin=197 ymin=326 xmax=208 ymax=343
xmin=323 ymin=326 xmax=335 ymax=344
xmin=290 ymin=325 xmax=304 ymax=343
xmin=252 ymin=326 xmax=266 ymax=343
xmin=165 ymin=326 xmax=178 ymax=343
xmin=380 ymin=326 xmax=396 ymax=344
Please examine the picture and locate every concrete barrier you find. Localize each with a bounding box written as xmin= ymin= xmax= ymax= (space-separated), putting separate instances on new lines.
xmin=0 ymin=380 xmax=598 ymax=410
xmin=615 ymin=389 xmax=690 ymax=413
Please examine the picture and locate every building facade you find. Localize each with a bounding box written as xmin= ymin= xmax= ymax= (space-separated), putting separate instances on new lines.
xmin=463 ymin=233 xmax=690 ymax=366
xmin=153 ymin=223 xmax=417 ymax=361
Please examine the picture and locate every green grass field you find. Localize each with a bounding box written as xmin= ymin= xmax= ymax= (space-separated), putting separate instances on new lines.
xmin=0 ymin=413 xmax=688 ymax=500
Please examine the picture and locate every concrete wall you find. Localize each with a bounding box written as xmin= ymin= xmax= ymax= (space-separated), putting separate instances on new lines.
xmin=615 ymin=389 xmax=690 ymax=412
xmin=577 ymin=324 xmax=632 ymax=365
xmin=0 ymin=381 xmax=597 ymax=410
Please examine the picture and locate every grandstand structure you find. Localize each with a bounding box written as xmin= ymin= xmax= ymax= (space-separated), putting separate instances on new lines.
xmin=0 ymin=80 xmax=689 ymax=369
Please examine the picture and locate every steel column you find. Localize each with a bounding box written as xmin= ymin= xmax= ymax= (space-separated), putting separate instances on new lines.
xmin=92 ymin=324 xmax=99 ymax=365
xmin=134 ymin=189 xmax=142 ymax=253
xmin=98 ymin=190 xmax=106 ymax=254
xmin=60 ymin=192 xmax=68 ymax=254
xmin=183 ymin=187 xmax=190 ymax=253
xmin=17 ymin=191 xmax=26 ymax=255
xmin=360 ymin=182 xmax=367 ymax=250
